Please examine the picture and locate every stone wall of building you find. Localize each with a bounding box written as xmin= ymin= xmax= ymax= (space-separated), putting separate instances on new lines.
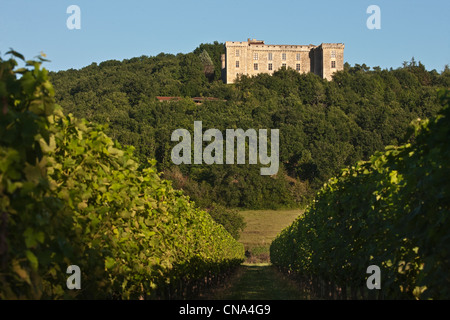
xmin=319 ymin=43 xmax=345 ymax=81
xmin=222 ymin=39 xmax=344 ymax=83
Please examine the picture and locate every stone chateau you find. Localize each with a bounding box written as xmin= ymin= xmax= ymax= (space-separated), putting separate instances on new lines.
xmin=221 ymin=39 xmax=345 ymax=84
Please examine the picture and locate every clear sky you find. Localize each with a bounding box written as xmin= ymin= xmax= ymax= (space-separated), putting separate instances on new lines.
xmin=1 ymin=0 xmax=449 ymax=72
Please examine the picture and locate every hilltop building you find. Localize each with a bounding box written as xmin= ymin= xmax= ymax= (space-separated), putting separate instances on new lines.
xmin=221 ymin=39 xmax=345 ymax=84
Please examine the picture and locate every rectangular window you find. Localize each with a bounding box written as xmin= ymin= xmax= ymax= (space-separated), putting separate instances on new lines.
xmin=268 ymin=52 xmax=273 ymax=60
xmin=282 ymin=53 xmax=286 ymax=60
xmin=254 ymin=63 xmax=258 ymax=70
xmin=331 ymin=61 xmax=336 ymax=68
xmin=282 ymin=63 xmax=286 ymax=68
xmin=268 ymin=63 xmax=273 ymax=71
xmin=254 ymin=52 xmax=258 ymax=60
xmin=236 ymin=49 xmax=240 ymax=57
xmin=236 ymin=60 xmax=239 ymax=68
xmin=296 ymin=64 xmax=301 ymax=71
xmin=331 ymin=50 xmax=336 ymax=58
xmin=296 ymin=53 xmax=301 ymax=61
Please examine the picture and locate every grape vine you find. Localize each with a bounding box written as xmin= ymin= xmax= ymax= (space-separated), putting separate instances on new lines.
xmin=0 ymin=52 xmax=244 ymax=299
xmin=270 ymin=89 xmax=450 ymax=299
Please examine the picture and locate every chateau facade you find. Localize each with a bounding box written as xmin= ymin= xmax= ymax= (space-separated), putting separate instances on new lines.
xmin=221 ymin=39 xmax=345 ymax=84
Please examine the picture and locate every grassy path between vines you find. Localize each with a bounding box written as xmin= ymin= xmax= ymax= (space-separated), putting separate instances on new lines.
xmin=203 ymin=263 xmax=306 ymax=300
xmin=201 ymin=209 xmax=306 ymax=300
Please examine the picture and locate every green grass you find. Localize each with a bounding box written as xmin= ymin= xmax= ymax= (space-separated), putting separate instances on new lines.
xmin=202 ymin=264 xmax=306 ymax=300
xmin=197 ymin=209 xmax=306 ymax=300
xmin=238 ymin=209 xmax=303 ymax=263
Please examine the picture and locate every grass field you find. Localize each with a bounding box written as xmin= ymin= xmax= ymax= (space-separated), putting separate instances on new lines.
xmin=238 ymin=209 xmax=303 ymax=263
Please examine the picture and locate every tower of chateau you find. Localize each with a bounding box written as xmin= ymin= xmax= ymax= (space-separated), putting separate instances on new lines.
xmin=221 ymin=39 xmax=344 ymax=84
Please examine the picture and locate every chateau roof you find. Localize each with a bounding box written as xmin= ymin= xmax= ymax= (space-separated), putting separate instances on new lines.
xmin=248 ymin=38 xmax=265 ymax=45
xmin=225 ymin=40 xmax=344 ymax=49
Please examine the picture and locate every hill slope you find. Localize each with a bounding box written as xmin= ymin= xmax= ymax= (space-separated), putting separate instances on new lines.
xmin=49 ymin=44 xmax=450 ymax=210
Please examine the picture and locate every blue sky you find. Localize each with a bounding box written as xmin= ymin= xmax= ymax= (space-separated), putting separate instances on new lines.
xmin=1 ymin=0 xmax=449 ymax=72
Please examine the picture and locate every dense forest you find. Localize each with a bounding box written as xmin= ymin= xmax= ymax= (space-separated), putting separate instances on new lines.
xmin=49 ymin=42 xmax=450 ymax=212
